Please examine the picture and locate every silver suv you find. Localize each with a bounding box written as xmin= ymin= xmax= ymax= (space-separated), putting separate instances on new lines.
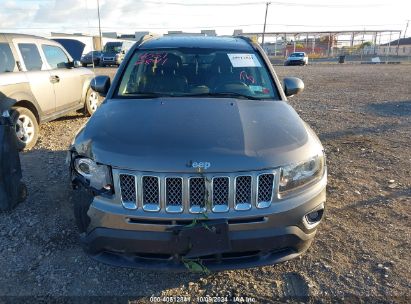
xmin=69 ymin=36 xmax=327 ymax=271
xmin=0 ymin=33 xmax=99 ymax=150
xmin=285 ymin=52 xmax=308 ymax=66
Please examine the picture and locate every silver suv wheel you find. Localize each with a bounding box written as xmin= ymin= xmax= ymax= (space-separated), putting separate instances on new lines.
xmin=15 ymin=114 xmax=35 ymax=144
xmin=88 ymin=91 xmax=99 ymax=113
xmin=11 ymin=107 xmax=39 ymax=151
xmin=84 ymin=88 xmax=100 ymax=116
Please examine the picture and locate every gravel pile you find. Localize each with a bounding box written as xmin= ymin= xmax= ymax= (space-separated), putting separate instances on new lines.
xmin=0 ymin=64 xmax=410 ymax=302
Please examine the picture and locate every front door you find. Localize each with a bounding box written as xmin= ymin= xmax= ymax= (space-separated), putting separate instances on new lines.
xmin=41 ymin=44 xmax=83 ymax=112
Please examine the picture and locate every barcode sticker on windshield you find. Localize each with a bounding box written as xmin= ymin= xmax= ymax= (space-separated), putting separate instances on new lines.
xmin=227 ymin=54 xmax=261 ymax=67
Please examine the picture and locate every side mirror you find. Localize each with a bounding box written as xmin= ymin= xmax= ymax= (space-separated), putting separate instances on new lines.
xmin=91 ymin=76 xmax=111 ymax=97
xmin=66 ymin=61 xmax=82 ymax=68
xmin=283 ymin=77 xmax=304 ymax=97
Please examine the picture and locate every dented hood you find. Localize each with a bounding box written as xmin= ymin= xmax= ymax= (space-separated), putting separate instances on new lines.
xmin=73 ymin=98 xmax=321 ymax=173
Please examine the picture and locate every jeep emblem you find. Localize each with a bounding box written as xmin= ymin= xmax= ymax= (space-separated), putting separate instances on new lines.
xmin=191 ymin=161 xmax=211 ymax=170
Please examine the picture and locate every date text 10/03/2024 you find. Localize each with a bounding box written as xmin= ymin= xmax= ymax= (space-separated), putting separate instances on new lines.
xmin=148 ymin=295 xmax=256 ymax=303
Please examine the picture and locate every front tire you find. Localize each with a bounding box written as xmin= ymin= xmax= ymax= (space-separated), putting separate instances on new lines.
xmin=84 ymin=88 xmax=100 ymax=116
xmin=10 ymin=107 xmax=39 ymax=151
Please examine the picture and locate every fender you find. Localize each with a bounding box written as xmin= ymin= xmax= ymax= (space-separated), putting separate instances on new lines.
xmin=0 ymin=83 xmax=42 ymax=122
xmin=80 ymin=74 xmax=93 ymax=104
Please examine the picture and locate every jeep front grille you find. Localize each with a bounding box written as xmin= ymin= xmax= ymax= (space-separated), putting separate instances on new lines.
xmin=119 ymin=174 xmax=137 ymax=209
xmin=142 ymin=176 xmax=160 ymax=212
xmin=165 ymin=177 xmax=183 ymax=213
xmin=212 ymin=177 xmax=229 ymax=213
xmin=257 ymin=174 xmax=275 ymax=208
xmin=189 ymin=177 xmax=206 ymax=213
xmin=235 ymin=176 xmax=252 ymax=211
xmin=116 ymin=171 xmax=276 ymax=213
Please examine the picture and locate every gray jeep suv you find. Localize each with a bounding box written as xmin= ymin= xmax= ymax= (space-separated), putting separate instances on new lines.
xmin=0 ymin=33 xmax=99 ymax=150
xmin=69 ymin=36 xmax=327 ymax=271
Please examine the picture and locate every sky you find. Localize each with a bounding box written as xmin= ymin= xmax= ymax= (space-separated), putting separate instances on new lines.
xmin=0 ymin=0 xmax=410 ymax=42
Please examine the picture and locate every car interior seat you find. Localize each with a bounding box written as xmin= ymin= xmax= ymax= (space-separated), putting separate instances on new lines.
xmin=208 ymin=53 xmax=242 ymax=92
xmin=137 ymin=53 xmax=188 ymax=94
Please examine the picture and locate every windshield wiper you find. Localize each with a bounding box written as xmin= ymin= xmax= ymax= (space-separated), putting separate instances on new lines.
xmin=182 ymin=92 xmax=262 ymax=100
xmin=123 ymin=92 xmax=173 ymax=98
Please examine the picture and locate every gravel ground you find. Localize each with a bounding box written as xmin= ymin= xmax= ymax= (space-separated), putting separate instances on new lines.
xmin=0 ymin=64 xmax=410 ymax=303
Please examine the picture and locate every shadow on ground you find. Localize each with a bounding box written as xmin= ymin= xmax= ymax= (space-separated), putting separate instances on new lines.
xmin=367 ymin=100 xmax=411 ymax=117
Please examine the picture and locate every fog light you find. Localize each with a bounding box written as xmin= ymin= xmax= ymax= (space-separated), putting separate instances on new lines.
xmin=305 ymin=210 xmax=323 ymax=224
xmin=303 ymin=203 xmax=324 ymax=229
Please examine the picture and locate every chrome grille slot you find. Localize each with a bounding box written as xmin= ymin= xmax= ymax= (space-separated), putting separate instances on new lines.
xmin=117 ymin=169 xmax=277 ymax=213
xmin=166 ymin=177 xmax=183 ymax=213
xmin=235 ymin=175 xmax=252 ymax=211
xmin=189 ymin=177 xmax=206 ymax=213
xmin=119 ymin=174 xmax=137 ymax=209
xmin=212 ymin=177 xmax=229 ymax=212
xmin=257 ymin=174 xmax=274 ymax=208
xmin=142 ymin=176 xmax=160 ymax=212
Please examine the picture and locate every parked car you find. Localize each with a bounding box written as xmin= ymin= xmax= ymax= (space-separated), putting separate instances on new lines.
xmin=69 ymin=36 xmax=327 ymax=271
xmin=80 ymin=51 xmax=102 ymax=67
xmin=0 ymin=33 xmax=100 ymax=150
xmin=285 ymin=52 xmax=308 ymax=66
xmin=100 ymin=41 xmax=133 ymax=67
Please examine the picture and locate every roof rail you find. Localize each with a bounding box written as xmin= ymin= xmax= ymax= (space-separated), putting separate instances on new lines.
xmin=135 ymin=34 xmax=160 ymax=47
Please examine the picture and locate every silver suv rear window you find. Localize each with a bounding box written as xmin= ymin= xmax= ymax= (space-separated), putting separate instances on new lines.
xmin=18 ymin=43 xmax=43 ymax=71
xmin=0 ymin=43 xmax=16 ymax=73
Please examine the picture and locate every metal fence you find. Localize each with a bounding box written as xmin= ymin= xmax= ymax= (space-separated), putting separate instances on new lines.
xmin=242 ymin=30 xmax=411 ymax=64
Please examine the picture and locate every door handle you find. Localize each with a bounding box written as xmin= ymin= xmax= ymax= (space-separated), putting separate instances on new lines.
xmin=49 ymin=75 xmax=60 ymax=83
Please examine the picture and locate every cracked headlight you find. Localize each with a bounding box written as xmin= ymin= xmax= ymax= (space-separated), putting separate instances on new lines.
xmin=279 ymin=153 xmax=325 ymax=193
xmin=74 ymin=157 xmax=112 ymax=191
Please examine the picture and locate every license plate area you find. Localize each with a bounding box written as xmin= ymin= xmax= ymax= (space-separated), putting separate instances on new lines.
xmin=172 ymin=219 xmax=231 ymax=258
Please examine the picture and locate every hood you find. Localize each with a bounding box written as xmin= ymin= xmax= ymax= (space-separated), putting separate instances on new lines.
xmin=102 ymin=52 xmax=119 ymax=57
xmin=73 ymin=98 xmax=321 ymax=173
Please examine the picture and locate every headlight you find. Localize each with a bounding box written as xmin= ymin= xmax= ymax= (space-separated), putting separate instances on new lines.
xmin=279 ymin=153 xmax=325 ymax=193
xmin=74 ymin=157 xmax=112 ymax=190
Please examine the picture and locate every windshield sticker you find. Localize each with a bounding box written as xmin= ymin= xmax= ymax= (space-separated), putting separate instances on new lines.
xmin=135 ymin=53 xmax=168 ymax=66
xmin=249 ymin=85 xmax=263 ymax=92
xmin=249 ymin=86 xmax=270 ymax=94
xmin=227 ymin=53 xmax=261 ymax=67
xmin=240 ymin=71 xmax=256 ymax=84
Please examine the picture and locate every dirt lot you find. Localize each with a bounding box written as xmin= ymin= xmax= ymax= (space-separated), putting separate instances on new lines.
xmin=0 ymin=64 xmax=410 ymax=302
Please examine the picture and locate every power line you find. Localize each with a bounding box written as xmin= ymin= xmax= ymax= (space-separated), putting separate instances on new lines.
xmin=0 ymin=22 xmax=405 ymax=30
xmin=1 ymin=0 xmax=390 ymax=9
xmin=143 ymin=0 xmax=389 ymax=7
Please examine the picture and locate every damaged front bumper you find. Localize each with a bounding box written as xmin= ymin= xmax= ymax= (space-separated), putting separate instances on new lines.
xmin=71 ymin=176 xmax=326 ymax=271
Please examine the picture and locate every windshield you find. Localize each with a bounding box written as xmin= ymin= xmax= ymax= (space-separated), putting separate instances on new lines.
xmin=290 ymin=52 xmax=305 ymax=57
xmin=104 ymin=43 xmax=122 ymax=53
xmin=116 ymin=48 xmax=279 ymax=100
xmin=86 ymin=51 xmax=100 ymax=56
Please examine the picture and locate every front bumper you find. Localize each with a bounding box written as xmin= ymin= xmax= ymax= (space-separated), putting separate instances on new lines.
xmin=78 ymin=174 xmax=326 ymax=271
xmin=82 ymin=225 xmax=315 ymax=271
xmin=286 ymin=59 xmax=306 ymax=65
xmin=81 ymin=58 xmax=99 ymax=64
xmin=101 ymin=58 xmax=120 ymax=65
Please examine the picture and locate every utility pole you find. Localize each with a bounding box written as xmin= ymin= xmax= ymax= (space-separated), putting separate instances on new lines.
xmin=404 ymin=20 xmax=410 ymax=39
xmin=97 ymin=0 xmax=103 ymax=50
xmin=261 ymin=2 xmax=271 ymax=50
